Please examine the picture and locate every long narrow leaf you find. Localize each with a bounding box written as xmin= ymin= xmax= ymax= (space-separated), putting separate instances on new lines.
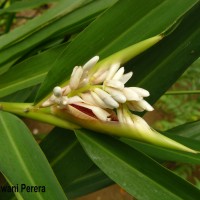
xmin=167 ymin=121 xmax=200 ymax=140
xmin=76 ymin=129 xmax=200 ymax=200
xmin=121 ymin=136 xmax=200 ymax=164
xmin=0 ymin=0 xmax=58 ymax=14
xmin=0 ymin=43 xmax=66 ymax=98
xmin=126 ymin=2 xmax=200 ymax=104
xmin=0 ymin=0 xmax=116 ymax=66
xmin=40 ymin=127 xmax=93 ymax=190
xmin=66 ymin=165 xmax=113 ymax=199
xmin=0 ymin=111 xmax=67 ymax=200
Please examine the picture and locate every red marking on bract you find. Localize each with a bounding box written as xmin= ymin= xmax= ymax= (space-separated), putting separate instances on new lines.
xmin=70 ymin=104 xmax=97 ymax=119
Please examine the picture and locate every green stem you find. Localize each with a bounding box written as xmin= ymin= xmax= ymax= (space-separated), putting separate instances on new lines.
xmin=165 ymin=90 xmax=200 ymax=95
xmin=0 ymin=102 xmax=80 ymax=130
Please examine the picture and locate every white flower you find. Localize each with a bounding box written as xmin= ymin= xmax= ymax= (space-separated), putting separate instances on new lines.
xmin=42 ymin=56 xmax=153 ymax=122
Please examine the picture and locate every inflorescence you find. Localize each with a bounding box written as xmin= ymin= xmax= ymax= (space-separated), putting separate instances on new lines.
xmin=42 ymin=56 xmax=154 ymax=124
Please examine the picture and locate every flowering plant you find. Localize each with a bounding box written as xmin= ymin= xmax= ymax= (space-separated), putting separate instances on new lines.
xmin=0 ymin=1 xmax=200 ymax=200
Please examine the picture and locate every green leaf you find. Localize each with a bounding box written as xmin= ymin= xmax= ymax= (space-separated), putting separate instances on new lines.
xmin=34 ymin=0 xmax=199 ymax=104
xmin=0 ymin=0 xmax=58 ymax=15
xmin=0 ymin=0 xmax=89 ymax=50
xmin=126 ymin=2 xmax=200 ymax=104
xmin=0 ymin=0 xmax=116 ymax=67
xmin=40 ymin=127 xmax=93 ymax=190
xmin=0 ymin=111 xmax=67 ymax=200
xmin=121 ymin=136 xmax=200 ymax=164
xmin=166 ymin=121 xmax=200 ymax=140
xmin=0 ymin=87 xmax=34 ymax=102
xmin=66 ymin=165 xmax=113 ymax=199
xmin=0 ymin=43 xmax=66 ymax=98
xmin=76 ymin=129 xmax=200 ymax=200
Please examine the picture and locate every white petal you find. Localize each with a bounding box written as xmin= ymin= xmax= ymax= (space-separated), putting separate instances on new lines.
xmin=78 ymin=78 xmax=89 ymax=88
xmin=49 ymin=95 xmax=56 ymax=102
xmin=127 ymin=102 xmax=145 ymax=112
xmin=61 ymin=96 xmax=68 ymax=105
xmin=54 ymin=97 xmax=62 ymax=104
xmin=92 ymin=70 xmax=108 ymax=84
xmin=62 ymin=85 xmax=71 ymax=95
xmin=105 ymin=80 xmax=124 ymax=89
xmin=117 ymin=107 xmax=134 ymax=126
xmin=129 ymin=87 xmax=150 ymax=97
xmin=94 ymin=88 xmax=119 ymax=108
xmin=122 ymin=88 xmax=141 ymax=101
xmin=105 ymin=63 xmax=120 ymax=81
xmin=112 ymin=67 xmax=124 ymax=80
xmin=91 ymin=91 xmax=111 ymax=108
xmin=117 ymin=108 xmax=125 ymax=123
xmin=124 ymin=113 xmax=134 ymax=126
xmin=53 ymin=86 xmax=62 ymax=97
xmin=71 ymin=66 xmax=78 ymax=76
xmin=137 ymin=100 xmax=154 ymax=111
xmin=80 ymin=92 xmax=99 ymax=106
xmin=105 ymin=87 xmax=126 ymax=103
xmin=92 ymin=107 xmax=110 ymax=121
xmin=73 ymin=102 xmax=110 ymax=121
xmin=120 ymin=72 xmax=133 ymax=84
xmin=42 ymin=99 xmax=54 ymax=107
xmin=83 ymin=56 xmax=99 ymax=71
xmin=67 ymin=96 xmax=84 ymax=104
xmin=92 ymin=68 xmax=107 ymax=79
xmin=69 ymin=66 xmax=83 ymax=90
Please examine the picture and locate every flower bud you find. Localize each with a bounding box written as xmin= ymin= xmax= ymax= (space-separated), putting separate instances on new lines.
xmin=105 ymin=63 xmax=120 ymax=81
xmin=53 ymin=86 xmax=62 ymax=97
xmin=67 ymin=96 xmax=84 ymax=104
xmin=69 ymin=66 xmax=83 ymax=90
xmin=105 ymin=80 xmax=124 ymax=90
xmin=120 ymin=72 xmax=133 ymax=84
xmin=94 ymin=88 xmax=119 ymax=108
xmin=83 ymin=56 xmax=99 ymax=71
xmin=91 ymin=91 xmax=112 ymax=109
xmin=105 ymin=87 xmax=126 ymax=103
xmin=92 ymin=70 xmax=108 ymax=84
xmin=112 ymin=67 xmax=124 ymax=80
xmin=122 ymin=88 xmax=141 ymax=101
xmin=137 ymin=99 xmax=154 ymax=111
xmin=129 ymin=87 xmax=150 ymax=97
xmin=81 ymin=92 xmax=99 ymax=106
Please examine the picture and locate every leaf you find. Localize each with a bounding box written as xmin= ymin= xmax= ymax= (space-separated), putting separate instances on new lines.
xmin=0 ymin=111 xmax=67 ymax=200
xmin=126 ymin=2 xmax=200 ymax=104
xmin=0 ymin=0 xmax=58 ymax=15
xmin=34 ymin=0 xmax=199 ymax=104
xmin=166 ymin=121 xmax=200 ymax=140
xmin=121 ymin=136 xmax=200 ymax=164
xmin=76 ymin=129 xmax=200 ymax=200
xmin=66 ymin=165 xmax=113 ymax=199
xmin=40 ymin=127 xmax=93 ymax=190
xmin=0 ymin=0 xmax=89 ymax=50
xmin=0 ymin=87 xmax=34 ymax=102
xmin=0 ymin=43 xmax=66 ymax=98
xmin=0 ymin=0 xmax=116 ymax=66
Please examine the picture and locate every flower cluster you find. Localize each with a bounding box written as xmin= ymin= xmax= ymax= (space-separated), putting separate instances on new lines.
xmin=42 ymin=56 xmax=154 ymax=124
